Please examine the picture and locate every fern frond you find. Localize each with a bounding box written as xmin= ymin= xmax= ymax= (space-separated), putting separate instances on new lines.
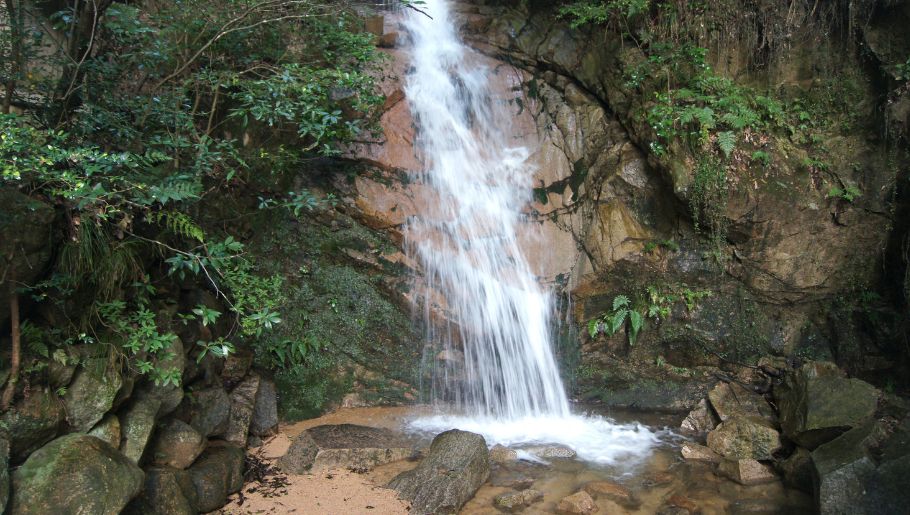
xmin=148 ymin=211 xmax=205 ymax=242
xmin=716 ymin=131 xmax=736 ymax=158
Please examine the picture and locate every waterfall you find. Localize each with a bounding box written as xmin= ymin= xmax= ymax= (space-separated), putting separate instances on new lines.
xmin=403 ymin=0 xmax=661 ymax=466
xmin=403 ymin=0 xmax=570 ymax=419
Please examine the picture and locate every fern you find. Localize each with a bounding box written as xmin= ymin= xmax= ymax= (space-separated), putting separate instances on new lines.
xmin=716 ymin=131 xmax=736 ymax=158
xmin=612 ymin=295 xmax=630 ymax=310
xmin=143 ymin=177 xmax=201 ymax=205
xmin=628 ymin=310 xmax=644 ymax=345
xmin=149 ymin=211 xmax=205 ymax=242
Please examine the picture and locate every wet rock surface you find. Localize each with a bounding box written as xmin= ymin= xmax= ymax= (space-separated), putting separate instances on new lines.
xmin=387 ymin=429 xmax=490 ymax=514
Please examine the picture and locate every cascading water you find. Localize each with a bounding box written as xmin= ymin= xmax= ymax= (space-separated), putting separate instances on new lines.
xmin=403 ymin=0 xmax=661 ymax=465
xmin=404 ymin=1 xmax=569 ymax=421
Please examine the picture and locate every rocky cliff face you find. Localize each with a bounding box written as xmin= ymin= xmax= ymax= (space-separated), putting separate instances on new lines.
xmin=350 ymin=0 xmax=910 ymax=408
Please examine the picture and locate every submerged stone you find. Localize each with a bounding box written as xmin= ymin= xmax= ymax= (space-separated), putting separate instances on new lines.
xmin=493 ymin=488 xmax=543 ymax=512
xmin=555 ymin=490 xmax=597 ymax=514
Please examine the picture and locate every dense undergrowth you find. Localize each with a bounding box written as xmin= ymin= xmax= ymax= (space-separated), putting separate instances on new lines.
xmin=0 ymin=0 xmax=388 ymax=412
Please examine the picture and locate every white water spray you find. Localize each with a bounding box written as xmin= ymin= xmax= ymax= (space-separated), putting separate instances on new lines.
xmin=403 ymin=0 xmax=659 ymax=465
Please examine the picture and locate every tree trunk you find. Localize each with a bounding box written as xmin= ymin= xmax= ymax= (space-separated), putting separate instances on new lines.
xmin=1 ymin=280 xmax=20 ymax=410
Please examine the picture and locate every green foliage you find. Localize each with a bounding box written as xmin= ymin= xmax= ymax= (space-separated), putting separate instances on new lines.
xmin=643 ymin=238 xmax=679 ymax=253
xmin=97 ymin=299 xmax=181 ymax=386
xmin=558 ymin=0 xmax=651 ymax=28
xmin=827 ymin=184 xmax=862 ymax=202
xmin=688 ymin=155 xmax=729 ymax=248
xmin=588 ymin=284 xmax=711 ymax=346
xmin=896 ymin=57 xmax=910 ymax=81
xmin=716 ymin=131 xmax=736 ymax=158
xmin=750 ymin=150 xmax=771 ymax=166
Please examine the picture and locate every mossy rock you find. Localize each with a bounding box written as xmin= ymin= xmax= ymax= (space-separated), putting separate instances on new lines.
xmin=63 ymin=360 xmax=124 ymax=432
xmin=10 ymin=434 xmax=144 ymax=515
xmin=0 ymin=390 xmax=65 ymax=461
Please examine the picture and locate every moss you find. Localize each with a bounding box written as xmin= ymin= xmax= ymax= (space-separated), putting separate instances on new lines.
xmin=241 ymin=199 xmax=420 ymax=419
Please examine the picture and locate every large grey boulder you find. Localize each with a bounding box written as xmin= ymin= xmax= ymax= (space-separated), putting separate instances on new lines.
xmin=812 ymin=417 xmax=910 ymax=515
xmin=0 ymin=389 xmax=64 ymax=461
xmin=10 ymin=434 xmax=144 ymax=515
xmin=279 ymin=424 xmax=413 ymax=474
xmin=120 ymin=395 xmax=162 ymax=464
xmin=123 ymin=466 xmax=197 ymax=515
xmin=149 ymin=419 xmax=206 ymax=469
xmin=178 ymin=386 xmax=231 ymax=438
xmin=387 ymin=429 xmax=490 ymax=514
xmin=775 ymin=361 xmax=879 ymax=449
xmin=249 ymin=376 xmax=279 ymax=437
xmin=187 ymin=445 xmax=245 ymax=512
xmin=62 ymin=361 xmax=123 ymax=432
xmin=224 ymin=374 xmax=260 ymax=445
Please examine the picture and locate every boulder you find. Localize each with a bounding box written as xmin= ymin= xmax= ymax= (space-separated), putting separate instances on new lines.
xmin=88 ymin=414 xmax=121 ymax=448
xmin=490 ymin=444 xmax=519 ymax=463
xmin=280 ymin=424 xmax=413 ymax=474
xmin=177 ymin=386 xmax=231 ymax=438
xmin=680 ymin=441 xmax=721 ymax=463
xmin=223 ymin=374 xmax=260 ymax=445
xmin=583 ymin=479 xmax=638 ymax=507
xmin=706 ymin=416 xmax=781 ymax=460
xmin=187 ymin=444 xmax=245 ymax=512
xmin=149 ymin=419 xmax=206 ymax=469
xmin=555 ymin=491 xmax=597 ymax=514
xmin=707 ymin=382 xmax=776 ymax=423
xmin=493 ymin=489 xmax=543 ymax=512
xmin=62 ymin=361 xmax=123 ymax=432
xmin=680 ymin=398 xmax=720 ymax=435
xmin=249 ymin=376 xmax=279 ymax=437
xmin=123 ymin=466 xmax=197 ymax=515
xmin=10 ymin=434 xmax=143 ymax=515
xmin=810 ymin=418 xmax=910 ymax=515
xmin=0 ymin=389 xmax=64 ymax=460
xmin=387 ymin=429 xmax=490 ymax=514
xmin=120 ymin=396 xmax=162 ymax=464
xmin=778 ymin=447 xmax=813 ymax=492
xmin=717 ymin=458 xmax=777 ymax=485
xmin=775 ymin=361 xmax=879 ymax=449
